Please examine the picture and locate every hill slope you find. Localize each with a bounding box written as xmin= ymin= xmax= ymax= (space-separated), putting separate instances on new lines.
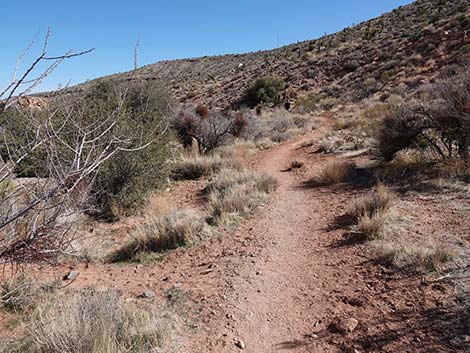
xmin=69 ymin=0 xmax=469 ymax=111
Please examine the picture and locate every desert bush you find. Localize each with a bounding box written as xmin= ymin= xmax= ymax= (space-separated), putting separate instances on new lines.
xmin=244 ymin=77 xmax=286 ymax=107
xmin=377 ymin=241 xmax=454 ymax=272
xmin=110 ymin=209 xmax=210 ymax=262
xmin=255 ymin=137 xmax=275 ymax=150
xmin=295 ymin=95 xmax=321 ymax=113
xmin=243 ymin=111 xmax=312 ymax=143
xmin=375 ymin=65 xmax=470 ymax=162
xmin=271 ymin=130 xmax=294 ymax=143
xmin=0 ymin=288 xmax=180 ymax=353
xmin=83 ymin=81 xmax=175 ymax=219
xmin=172 ymin=154 xmax=241 ymax=180
xmin=333 ymin=117 xmax=359 ymax=130
xmin=206 ymin=169 xmax=277 ymax=221
xmin=173 ymin=107 xmax=247 ymax=153
xmin=311 ymin=160 xmax=356 ymax=185
xmin=349 ymin=184 xmax=393 ymax=219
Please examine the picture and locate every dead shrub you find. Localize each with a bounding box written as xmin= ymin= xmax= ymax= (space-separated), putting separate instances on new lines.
xmin=110 ymin=209 xmax=210 ymax=262
xmin=173 ymin=107 xmax=247 ymax=153
xmin=311 ymin=160 xmax=356 ymax=185
xmin=374 ymin=65 xmax=470 ymax=163
xmin=0 ymin=288 xmax=180 ymax=353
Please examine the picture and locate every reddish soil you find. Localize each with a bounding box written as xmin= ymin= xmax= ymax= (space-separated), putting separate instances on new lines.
xmin=2 ymin=121 xmax=469 ymax=352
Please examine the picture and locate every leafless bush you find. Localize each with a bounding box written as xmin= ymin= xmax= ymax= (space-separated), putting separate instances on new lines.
xmin=0 ymin=32 xmax=166 ymax=263
xmin=173 ymin=107 xmax=247 ymax=153
xmin=375 ymin=64 xmax=470 ymax=162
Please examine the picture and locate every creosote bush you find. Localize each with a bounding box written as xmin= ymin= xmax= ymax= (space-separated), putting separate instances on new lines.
xmin=110 ymin=209 xmax=210 ymax=262
xmin=244 ymin=77 xmax=286 ymax=107
xmin=83 ymin=80 xmax=175 ymax=219
xmin=0 ymin=288 xmax=180 ymax=353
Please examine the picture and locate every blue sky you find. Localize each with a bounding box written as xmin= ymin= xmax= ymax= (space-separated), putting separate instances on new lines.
xmin=1 ymin=0 xmax=413 ymax=92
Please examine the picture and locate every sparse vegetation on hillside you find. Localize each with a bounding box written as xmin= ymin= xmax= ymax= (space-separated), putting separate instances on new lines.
xmin=72 ymin=0 xmax=470 ymax=112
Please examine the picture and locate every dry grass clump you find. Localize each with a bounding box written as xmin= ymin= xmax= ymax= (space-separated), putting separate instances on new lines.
xmin=356 ymin=212 xmax=388 ymax=240
xmin=349 ymin=184 xmax=393 ymax=219
xmin=213 ymin=140 xmax=256 ymax=159
xmin=110 ymin=209 xmax=210 ymax=262
xmin=377 ymin=241 xmax=455 ymax=272
xmin=348 ymin=185 xmax=394 ymax=239
xmin=172 ymin=154 xmax=241 ymax=180
xmin=311 ymin=160 xmax=356 ymax=185
xmin=0 ymin=278 xmax=51 ymax=313
xmin=255 ymin=137 xmax=274 ymax=150
xmin=0 ymin=288 xmax=180 ymax=353
xmin=206 ymin=169 xmax=277 ymax=222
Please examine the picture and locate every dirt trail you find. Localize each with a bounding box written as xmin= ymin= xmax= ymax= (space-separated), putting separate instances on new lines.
xmin=185 ymin=124 xmax=365 ymax=353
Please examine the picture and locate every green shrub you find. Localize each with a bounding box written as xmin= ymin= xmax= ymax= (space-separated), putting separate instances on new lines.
xmin=79 ymin=80 xmax=175 ymax=219
xmin=244 ymin=77 xmax=286 ymax=107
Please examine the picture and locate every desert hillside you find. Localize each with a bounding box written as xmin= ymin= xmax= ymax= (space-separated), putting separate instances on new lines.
xmin=63 ymin=0 xmax=470 ymax=111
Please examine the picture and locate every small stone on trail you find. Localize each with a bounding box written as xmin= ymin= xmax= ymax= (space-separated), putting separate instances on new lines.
xmin=335 ymin=317 xmax=359 ymax=333
xmin=138 ymin=290 xmax=156 ymax=299
xmin=234 ymin=339 xmax=246 ymax=349
xmin=63 ymin=271 xmax=79 ymax=281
